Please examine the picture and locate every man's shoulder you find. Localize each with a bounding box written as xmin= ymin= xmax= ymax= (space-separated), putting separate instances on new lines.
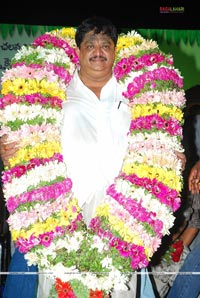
xmin=67 ymin=70 xmax=79 ymax=90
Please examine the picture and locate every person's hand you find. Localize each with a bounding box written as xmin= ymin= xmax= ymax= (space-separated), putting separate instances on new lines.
xmin=188 ymin=160 xmax=200 ymax=194
xmin=0 ymin=135 xmax=18 ymax=168
xmin=175 ymin=150 xmax=186 ymax=172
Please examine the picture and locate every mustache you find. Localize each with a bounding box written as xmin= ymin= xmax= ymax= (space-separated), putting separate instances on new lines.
xmin=89 ymin=55 xmax=107 ymax=61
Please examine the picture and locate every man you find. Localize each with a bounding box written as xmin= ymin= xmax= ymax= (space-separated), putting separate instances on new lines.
xmin=189 ymin=160 xmax=200 ymax=194
xmin=151 ymin=89 xmax=200 ymax=298
xmin=1 ymin=16 xmax=186 ymax=298
xmin=165 ymin=121 xmax=200 ymax=298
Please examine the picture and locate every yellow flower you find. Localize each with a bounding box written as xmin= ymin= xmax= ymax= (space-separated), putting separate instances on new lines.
xmin=108 ymin=214 xmax=144 ymax=245
xmin=51 ymin=27 xmax=76 ymax=42
xmin=38 ymin=79 xmax=65 ymax=100
xmin=68 ymin=197 xmax=81 ymax=215
xmin=1 ymin=78 xmax=27 ymax=95
xmin=9 ymin=141 xmax=62 ymax=167
xmin=95 ymin=203 xmax=110 ymax=217
xmin=122 ymin=162 xmax=181 ymax=191
xmin=144 ymin=247 xmax=154 ymax=260
xmin=131 ymin=103 xmax=183 ymax=122
xmin=116 ymin=32 xmax=144 ymax=53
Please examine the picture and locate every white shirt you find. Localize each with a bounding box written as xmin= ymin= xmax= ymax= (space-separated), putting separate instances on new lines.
xmin=61 ymin=69 xmax=131 ymax=224
xmin=38 ymin=70 xmax=155 ymax=298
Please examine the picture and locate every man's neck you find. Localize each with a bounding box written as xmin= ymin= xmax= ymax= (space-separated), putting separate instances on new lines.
xmin=78 ymin=71 xmax=112 ymax=99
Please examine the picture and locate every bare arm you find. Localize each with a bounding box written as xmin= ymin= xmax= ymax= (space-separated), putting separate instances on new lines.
xmin=179 ymin=227 xmax=199 ymax=247
xmin=0 ymin=135 xmax=18 ymax=168
xmin=188 ymin=160 xmax=200 ymax=194
xmin=175 ymin=150 xmax=186 ymax=172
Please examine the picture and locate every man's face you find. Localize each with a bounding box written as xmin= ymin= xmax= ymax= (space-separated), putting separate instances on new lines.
xmin=76 ymin=31 xmax=116 ymax=77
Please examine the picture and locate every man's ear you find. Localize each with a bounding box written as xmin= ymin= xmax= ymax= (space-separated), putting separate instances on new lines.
xmin=75 ymin=47 xmax=80 ymax=57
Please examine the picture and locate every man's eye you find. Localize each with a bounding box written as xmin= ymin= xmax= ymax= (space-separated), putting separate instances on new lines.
xmin=87 ymin=45 xmax=94 ymax=49
xmin=103 ymin=45 xmax=110 ymax=50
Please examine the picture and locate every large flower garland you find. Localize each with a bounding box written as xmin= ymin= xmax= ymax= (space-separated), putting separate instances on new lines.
xmin=0 ymin=28 xmax=186 ymax=297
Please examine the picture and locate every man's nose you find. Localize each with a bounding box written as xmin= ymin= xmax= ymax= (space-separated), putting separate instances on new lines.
xmin=93 ymin=46 xmax=103 ymax=55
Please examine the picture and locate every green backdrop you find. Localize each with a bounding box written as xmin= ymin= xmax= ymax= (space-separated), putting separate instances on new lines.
xmin=1 ymin=24 xmax=200 ymax=91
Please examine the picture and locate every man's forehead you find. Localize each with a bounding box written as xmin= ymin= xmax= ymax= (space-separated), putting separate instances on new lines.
xmin=84 ymin=31 xmax=111 ymax=43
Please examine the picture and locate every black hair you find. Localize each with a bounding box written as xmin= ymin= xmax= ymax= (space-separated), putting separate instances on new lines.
xmin=75 ymin=16 xmax=118 ymax=48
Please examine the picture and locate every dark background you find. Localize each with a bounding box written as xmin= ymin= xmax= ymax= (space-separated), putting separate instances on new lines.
xmin=0 ymin=1 xmax=199 ymax=30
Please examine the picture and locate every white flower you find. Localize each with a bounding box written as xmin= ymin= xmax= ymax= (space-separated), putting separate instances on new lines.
xmin=55 ymin=264 xmax=80 ymax=282
xmin=66 ymin=231 xmax=84 ymax=252
xmin=24 ymin=252 xmax=39 ymax=266
xmin=90 ymin=235 xmax=106 ymax=253
xmin=101 ymin=256 xmax=113 ymax=268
